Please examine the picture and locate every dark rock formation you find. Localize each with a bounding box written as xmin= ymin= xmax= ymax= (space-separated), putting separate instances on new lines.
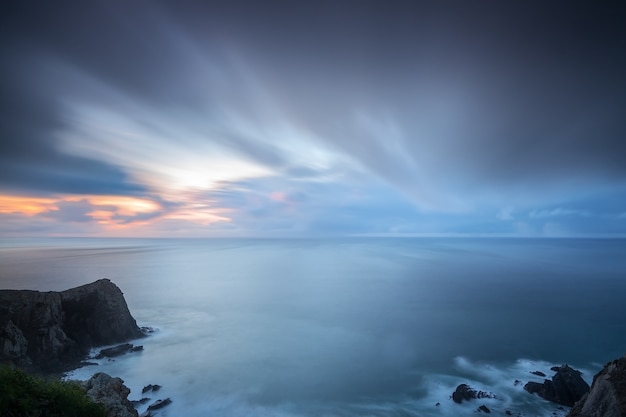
xmin=83 ymin=372 xmax=138 ymax=417
xmin=0 ymin=279 xmax=144 ymax=372
xmin=96 ymin=343 xmax=143 ymax=359
xmin=142 ymin=384 xmax=162 ymax=393
xmin=61 ymin=279 xmax=144 ymax=347
xmin=132 ymin=398 xmax=150 ymax=406
xmin=532 ymin=370 xmax=547 ymax=377
xmin=478 ymin=404 xmax=491 ymax=413
xmin=139 ymin=398 xmax=172 ymax=417
xmin=567 ymin=356 xmax=626 ymax=417
xmin=452 ymin=383 xmax=496 ymax=403
xmin=146 ymin=398 xmax=172 ymax=411
xmin=1 ymin=319 xmax=29 ymax=361
xmin=524 ymin=364 xmax=590 ymax=406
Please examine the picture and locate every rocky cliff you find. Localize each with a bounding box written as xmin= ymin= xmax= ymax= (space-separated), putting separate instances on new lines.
xmin=0 ymin=279 xmax=144 ymax=372
xmin=567 ymin=356 xmax=626 ymax=417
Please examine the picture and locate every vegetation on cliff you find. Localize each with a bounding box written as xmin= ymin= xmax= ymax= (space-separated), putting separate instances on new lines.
xmin=0 ymin=366 xmax=106 ymax=417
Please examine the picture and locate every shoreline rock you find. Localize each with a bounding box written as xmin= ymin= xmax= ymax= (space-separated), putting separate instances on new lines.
xmin=0 ymin=279 xmax=144 ymax=372
xmin=83 ymin=372 xmax=138 ymax=417
xmin=524 ymin=364 xmax=590 ymax=407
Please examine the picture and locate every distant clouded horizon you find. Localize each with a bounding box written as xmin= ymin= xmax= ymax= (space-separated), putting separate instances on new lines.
xmin=1 ymin=1 xmax=626 ymax=237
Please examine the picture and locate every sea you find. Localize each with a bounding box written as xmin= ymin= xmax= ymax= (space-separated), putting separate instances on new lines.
xmin=1 ymin=237 xmax=625 ymax=417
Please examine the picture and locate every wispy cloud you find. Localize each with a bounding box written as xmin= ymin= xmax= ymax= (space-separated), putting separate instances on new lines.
xmin=1 ymin=2 xmax=625 ymax=237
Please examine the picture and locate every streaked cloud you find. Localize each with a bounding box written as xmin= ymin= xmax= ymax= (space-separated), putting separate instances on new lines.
xmin=1 ymin=1 xmax=625 ymax=237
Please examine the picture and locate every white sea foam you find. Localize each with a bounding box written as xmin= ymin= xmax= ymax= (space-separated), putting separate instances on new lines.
xmin=65 ymin=352 xmax=597 ymax=417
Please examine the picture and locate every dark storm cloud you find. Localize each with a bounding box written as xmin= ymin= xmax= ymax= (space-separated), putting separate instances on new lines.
xmin=2 ymin=0 xmax=626 ymax=207
xmin=158 ymin=1 xmax=626 ymax=204
xmin=0 ymin=1 xmax=173 ymax=195
xmin=248 ymin=1 xmax=626 ymax=187
xmin=0 ymin=43 xmax=145 ymax=194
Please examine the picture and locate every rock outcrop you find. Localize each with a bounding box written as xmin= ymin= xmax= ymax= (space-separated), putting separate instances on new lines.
xmin=452 ymin=383 xmax=496 ymax=403
xmin=83 ymin=372 xmax=138 ymax=417
xmin=0 ymin=279 xmax=144 ymax=372
xmin=567 ymin=356 xmax=626 ymax=417
xmin=524 ymin=364 xmax=590 ymax=406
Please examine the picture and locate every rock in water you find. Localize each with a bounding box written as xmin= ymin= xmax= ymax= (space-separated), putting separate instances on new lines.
xmin=96 ymin=343 xmax=143 ymax=359
xmin=567 ymin=356 xmax=626 ymax=417
xmin=146 ymin=398 xmax=172 ymax=411
xmin=0 ymin=279 xmax=144 ymax=372
xmin=452 ymin=384 xmax=496 ymax=403
xmin=142 ymin=384 xmax=162 ymax=393
xmin=83 ymin=372 xmax=138 ymax=417
xmin=524 ymin=364 xmax=590 ymax=406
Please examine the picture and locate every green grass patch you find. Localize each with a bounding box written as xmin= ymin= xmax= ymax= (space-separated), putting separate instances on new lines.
xmin=0 ymin=366 xmax=106 ymax=417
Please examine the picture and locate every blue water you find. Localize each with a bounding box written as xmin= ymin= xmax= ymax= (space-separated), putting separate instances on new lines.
xmin=1 ymin=238 xmax=625 ymax=416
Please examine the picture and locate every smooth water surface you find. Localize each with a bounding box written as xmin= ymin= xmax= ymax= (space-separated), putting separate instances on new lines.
xmin=1 ymin=238 xmax=625 ymax=416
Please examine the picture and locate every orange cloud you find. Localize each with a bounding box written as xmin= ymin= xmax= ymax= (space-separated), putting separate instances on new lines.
xmin=81 ymin=196 xmax=161 ymax=215
xmin=0 ymin=193 xmax=232 ymax=233
xmin=86 ymin=209 xmax=115 ymax=224
xmin=0 ymin=195 xmax=57 ymax=215
xmin=0 ymin=194 xmax=163 ymax=223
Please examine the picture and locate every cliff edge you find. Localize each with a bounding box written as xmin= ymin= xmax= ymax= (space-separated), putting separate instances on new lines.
xmin=567 ymin=356 xmax=626 ymax=417
xmin=0 ymin=279 xmax=144 ymax=372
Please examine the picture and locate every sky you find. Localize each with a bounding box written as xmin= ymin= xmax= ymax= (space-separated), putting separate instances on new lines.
xmin=1 ymin=1 xmax=625 ymax=238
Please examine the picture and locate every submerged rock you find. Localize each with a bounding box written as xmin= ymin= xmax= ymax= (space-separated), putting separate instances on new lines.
xmin=524 ymin=364 xmax=590 ymax=406
xmin=567 ymin=356 xmax=626 ymax=417
xmin=531 ymin=370 xmax=547 ymax=377
xmin=83 ymin=372 xmax=138 ymax=417
xmin=478 ymin=404 xmax=491 ymax=413
xmin=0 ymin=279 xmax=144 ymax=372
xmin=452 ymin=383 xmax=496 ymax=403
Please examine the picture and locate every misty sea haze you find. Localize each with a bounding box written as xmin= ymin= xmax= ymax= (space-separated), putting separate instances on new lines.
xmin=1 ymin=237 xmax=625 ymax=417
